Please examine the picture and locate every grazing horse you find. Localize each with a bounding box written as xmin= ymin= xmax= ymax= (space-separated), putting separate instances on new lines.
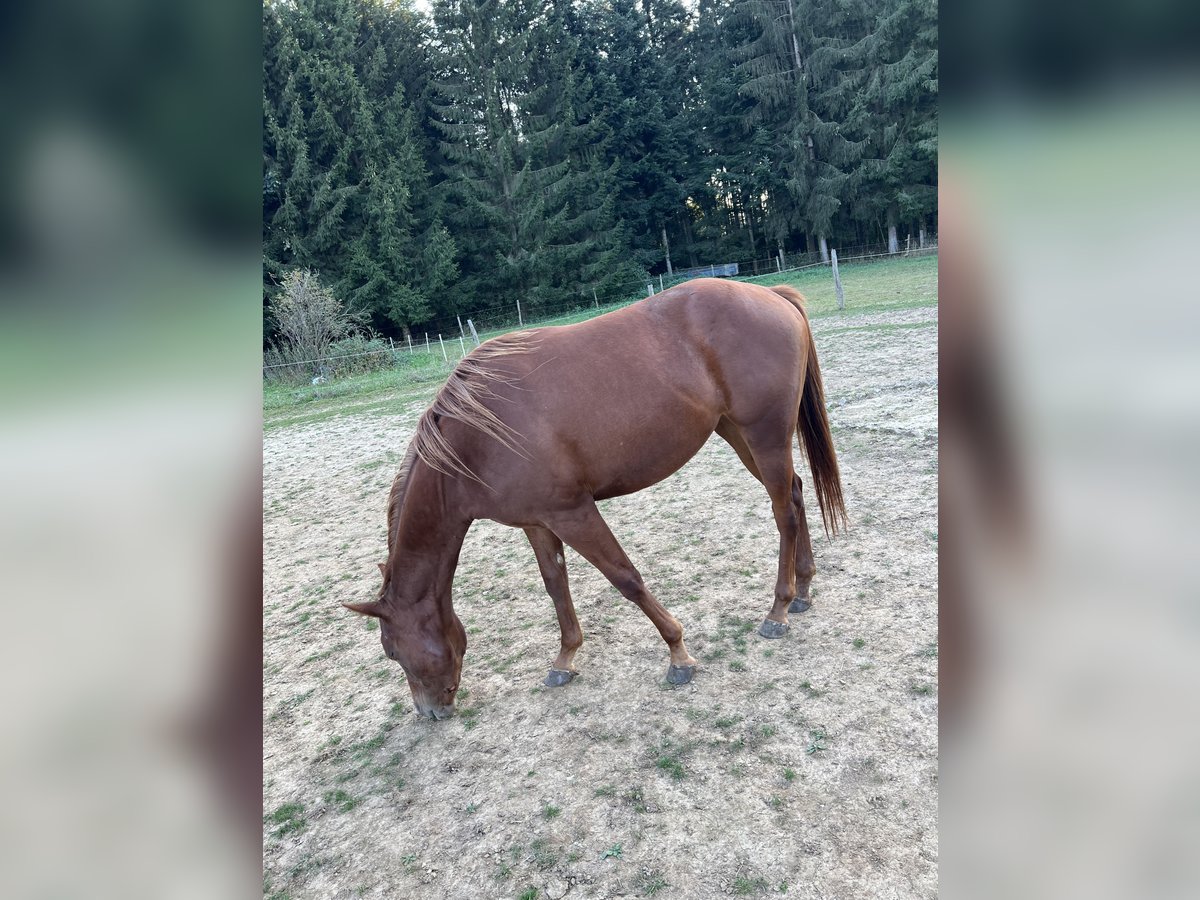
xmin=345 ymin=278 xmax=846 ymax=719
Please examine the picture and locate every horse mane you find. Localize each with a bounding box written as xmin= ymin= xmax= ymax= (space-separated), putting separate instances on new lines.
xmin=379 ymin=332 xmax=539 ymax=596
xmin=386 ymin=440 xmax=419 ymax=555
xmin=412 ymin=331 xmax=539 ymax=483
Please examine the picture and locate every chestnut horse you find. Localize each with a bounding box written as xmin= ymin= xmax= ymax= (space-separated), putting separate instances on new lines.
xmin=345 ymin=278 xmax=846 ymax=719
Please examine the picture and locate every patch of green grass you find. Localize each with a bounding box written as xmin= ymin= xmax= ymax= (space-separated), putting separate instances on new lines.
xmin=782 ymin=767 xmax=797 ymax=782
xmin=910 ymin=681 xmax=934 ymax=695
xmin=323 ymin=789 xmax=360 ymax=813
xmin=655 ymin=753 xmax=686 ymax=781
xmin=601 ymin=843 xmax=623 ymax=859
xmin=852 ymin=637 xmax=866 ymax=649
xmin=541 ymin=803 xmax=561 ymax=820
xmin=265 ymin=801 xmax=306 ymax=838
xmin=806 ymin=729 xmax=828 ymax=755
xmin=799 ymin=680 xmax=822 ymax=698
xmin=624 ymin=785 xmax=648 ymax=812
xmin=268 ymin=689 xmax=315 ymax=722
xmin=303 ymin=640 xmax=353 ymax=665
xmin=529 ymin=837 xmax=558 ymax=869
xmin=519 ymin=888 xmax=539 ymax=900
xmin=594 ymin=784 xmax=617 ymax=797
xmin=733 ymin=875 xmax=770 ymax=895
xmin=729 ymin=659 xmax=747 ymax=672
xmin=640 ymin=871 xmax=669 ymax=896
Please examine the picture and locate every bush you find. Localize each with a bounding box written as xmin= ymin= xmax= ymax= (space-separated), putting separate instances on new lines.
xmin=263 ymin=334 xmax=397 ymax=383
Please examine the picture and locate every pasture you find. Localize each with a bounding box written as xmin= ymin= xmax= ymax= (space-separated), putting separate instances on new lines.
xmin=263 ymin=255 xmax=938 ymax=899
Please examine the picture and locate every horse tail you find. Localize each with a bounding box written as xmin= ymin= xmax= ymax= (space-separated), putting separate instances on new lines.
xmin=769 ymin=285 xmax=848 ymax=536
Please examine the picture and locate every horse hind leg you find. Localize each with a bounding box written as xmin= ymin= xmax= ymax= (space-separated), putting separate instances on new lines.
xmin=789 ymin=473 xmax=817 ymax=613
xmin=524 ymin=526 xmax=583 ymax=687
xmin=735 ymin=424 xmax=804 ymax=639
xmin=718 ymin=419 xmax=814 ymax=623
xmin=544 ymin=501 xmax=697 ymax=686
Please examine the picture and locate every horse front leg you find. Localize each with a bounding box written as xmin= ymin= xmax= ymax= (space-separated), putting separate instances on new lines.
xmin=524 ymin=526 xmax=583 ymax=687
xmin=545 ymin=501 xmax=697 ymax=685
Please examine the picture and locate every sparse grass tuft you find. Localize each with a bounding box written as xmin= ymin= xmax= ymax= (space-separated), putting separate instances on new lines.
xmin=655 ymin=753 xmax=686 ymax=781
xmin=541 ymin=803 xmax=561 ymax=820
xmin=323 ymin=789 xmax=360 ymax=812
xmin=601 ymin=843 xmax=623 ymax=859
xmin=640 ymin=871 xmax=669 ymax=896
xmin=733 ymin=875 xmax=770 ymax=895
xmin=806 ymin=729 xmax=828 ymax=755
xmin=265 ymin=801 xmax=306 ymax=838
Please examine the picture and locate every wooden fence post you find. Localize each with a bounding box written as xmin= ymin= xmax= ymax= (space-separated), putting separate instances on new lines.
xmin=647 ymin=283 xmax=654 ymax=297
xmin=832 ymin=249 xmax=844 ymax=311
xmin=467 ymin=319 xmax=481 ymax=346
xmin=425 ymin=333 xmax=430 ymax=355
xmin=438 ymin=334 xmax=448 ymax=362
xmin=592 ymin=287 xmax=599 ymax=309
xmin=516 ymin=297 xmax=523 ymax=328
xmin=407 ymin=334 xmax=413 ymax=354
xmin=458 ymin=333 xmax=467 ymax=357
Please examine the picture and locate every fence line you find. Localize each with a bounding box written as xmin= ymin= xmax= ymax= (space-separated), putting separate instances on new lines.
xmin=263 ymin=346 xmax=399 ymax=370
xmin=264 ymin=242 xmax=936 ymax=380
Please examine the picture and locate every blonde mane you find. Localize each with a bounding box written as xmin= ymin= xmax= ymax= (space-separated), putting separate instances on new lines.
xmin=411 ymin=331 xmax=538 ymax=483
xmin=385 ymin=331 xmax=538 ymax=554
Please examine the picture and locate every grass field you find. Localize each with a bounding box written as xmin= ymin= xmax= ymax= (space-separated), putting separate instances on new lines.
xmin=263 ymin=253 xmax=937 ymax=432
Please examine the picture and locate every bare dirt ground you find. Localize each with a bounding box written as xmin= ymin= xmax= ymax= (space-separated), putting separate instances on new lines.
xmin=263 ymin=305 xmax=938 ymax=900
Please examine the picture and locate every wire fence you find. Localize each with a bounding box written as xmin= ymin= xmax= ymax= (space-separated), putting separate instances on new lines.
xmin=263 ymin=237 xmax=937 ymax=383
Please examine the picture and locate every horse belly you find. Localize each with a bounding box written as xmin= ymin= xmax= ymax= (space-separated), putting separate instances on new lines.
xmin=587 ymin=415 xmax=716 ymax=501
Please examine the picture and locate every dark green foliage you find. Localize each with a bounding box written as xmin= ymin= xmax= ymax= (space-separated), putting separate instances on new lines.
xmin=262 ymin=0 xmax=936 ymax=339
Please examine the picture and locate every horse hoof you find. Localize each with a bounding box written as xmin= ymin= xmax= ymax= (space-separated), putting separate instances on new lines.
xmin=758 ymin=618 xmax=790 ymax=639
xmin=789 ymin=597 xmax=812 ymax=613
xmin=544 ymin=668 xmax=578 ymax=687
xmin=666 ymin=663 xmax=696 ymax=686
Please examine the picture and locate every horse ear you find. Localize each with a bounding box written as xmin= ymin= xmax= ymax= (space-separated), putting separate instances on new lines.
xmin=377 ymin=561 xmax=387 ymax=577
xmin=343 ymin=600 xmax=387 ymax=619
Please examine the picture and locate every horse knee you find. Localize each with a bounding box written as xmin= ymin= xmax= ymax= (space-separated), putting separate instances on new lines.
xmin=613 ymin=570 xmax=646 ymax=601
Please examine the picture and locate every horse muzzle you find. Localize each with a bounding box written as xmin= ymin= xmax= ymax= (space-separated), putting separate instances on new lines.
xmin=415 ymin=702 xmax=456 ymax=720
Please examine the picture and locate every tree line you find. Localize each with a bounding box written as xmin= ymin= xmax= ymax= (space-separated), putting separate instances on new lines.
xmin=263 ymin=0 xmax=936 ymax=339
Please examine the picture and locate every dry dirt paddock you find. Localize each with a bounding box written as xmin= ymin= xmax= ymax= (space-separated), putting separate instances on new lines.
xmin=263 ymin=304 xmax=938 ymax=900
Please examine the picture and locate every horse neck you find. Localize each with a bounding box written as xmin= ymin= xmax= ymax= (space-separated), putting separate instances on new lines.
xmin=385 ymin=462 xmax=470 ymax=612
